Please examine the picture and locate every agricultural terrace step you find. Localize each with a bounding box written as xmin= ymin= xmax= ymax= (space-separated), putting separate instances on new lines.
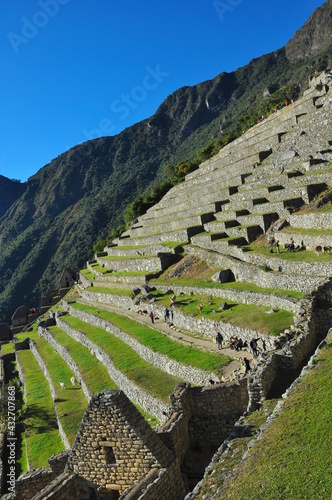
xmin=214 ymin=209 xmax=251 ymax=220
xmin=152 ymin=284 xmax=300 ymax=313
xmin=222 ymin=192 xmax=308 ymax=215
xmin=290 ymin=212 xmax=332 ymax=230
xmin=128 ymin=213 xmax=215 ymax=237
xmin=152 ymin=171 xmax=327 ymax=223
xmin=225 ymin=183 xmax=325 ymax=206
xmin=164 ymin=166 xmax=255 ymax=196
xmin=140 ymin=201 xmax=218 ymax=224
xmin=273 ymin=230 xmax=332 ymax=252
xmin=191 ymin=232 xmax=248 ymax=248
xmin=86 ymin=262 xmax=150 ymax=284
xmin=238 ymin=164 xmax=332 ymax=193
xmin=60 ymin=302 xmax=220 ymax=386
xmin=95 ymin=254 xmax=175 ymax=273
xmin=182 ymin=146 xmax=275 ymax=189
xmin=55 ymin=315 xmax=169 ymax=421
xmin=15 ymin=349 xmax=66 ymax=464
xmin=185 ymin=244 xmax=322 ymax=293
xmin=105 ymin=244 xmax=178 ymax=256
xmin=187 ymin=85 xmax=327 ymax=183
xmin=114 ymin=227 xmax=202 ymax=246
xmin=214 ymin=224 xmax=263 ymax=242
xmin=186 ymin=122 xmax=291 ymax=181
xmin=231 ymin=246 xmax=332 ymax=278
xmin=148 ymin=171 xmax=250 ymax=209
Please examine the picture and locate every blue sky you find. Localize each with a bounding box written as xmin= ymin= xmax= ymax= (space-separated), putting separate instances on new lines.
xmin=1 ymin=0 xmax=326 ymax=181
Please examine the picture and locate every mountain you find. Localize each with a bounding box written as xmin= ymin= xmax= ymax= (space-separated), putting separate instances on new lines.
xmin=0 ymin=0 xmax=332 ymax=323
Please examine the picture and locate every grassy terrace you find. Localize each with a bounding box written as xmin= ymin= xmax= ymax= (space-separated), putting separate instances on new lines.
xmin=200 ymin=336 xmax=332 ymax=499
xmin=58 ymin=314 xmax=184 ymax=402
xmin=86 ymin=263 xmax=150 ymax=276
xmin=153 ymin=277 xmax=303 ymax=300
xmin=82 ymin=282 xmax=294 ymax=335
xmin=80 ymin=268 xmax=94 ymax=281
xmin=48 ymin=325 xmax=118 ymax=394
xmin=17 ymin=327 xmax=86 ymax=446
xmin=16 ymin=349 xmax=65 ymax=469
xmin=32 ymin=337 xmax=87 ymax=446
xmin=71 ymin=301 xmax=230 ymax=374
xmin=244 ymin=244 xmax=332 ymax=263
xmin=47 ymin=325 xmax=159 ymax=427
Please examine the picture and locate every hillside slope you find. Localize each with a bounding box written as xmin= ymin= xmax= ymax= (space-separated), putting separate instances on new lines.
xmin=1 ymin=0 xmax=332 ymax=322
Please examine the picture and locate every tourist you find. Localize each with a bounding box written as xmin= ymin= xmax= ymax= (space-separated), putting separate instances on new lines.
xmin=216 ymin=332 xmax=223 ymax=350
xmin=230 ymin=337 xmax=236 ymax=350
xmin=250 ymin=338 xmax=259 ymax=358
xmin=235 ymin=338 xmax=243 ymax=351
xmin=149 ymin=311 xmax=154 ymax=324
xmin=276 ymin=240 xmax=280 ymax=253
xmin=164 ymin=307 xmax=169 ymax=322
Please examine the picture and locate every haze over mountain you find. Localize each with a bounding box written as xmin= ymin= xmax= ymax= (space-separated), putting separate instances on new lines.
xmin=0 ymin=0 xmax=331 ymax=323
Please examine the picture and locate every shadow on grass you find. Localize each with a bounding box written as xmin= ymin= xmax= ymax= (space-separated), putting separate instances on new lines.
xmin=25 ymin=404 xmax=59 ymax=433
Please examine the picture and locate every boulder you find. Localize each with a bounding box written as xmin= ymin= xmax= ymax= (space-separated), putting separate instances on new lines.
xmin=212 ymin=269 xmax=234 ymax=283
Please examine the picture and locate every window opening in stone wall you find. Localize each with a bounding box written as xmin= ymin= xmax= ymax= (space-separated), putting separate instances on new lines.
xmin=102 ymin=445 xmax=117 ymax=466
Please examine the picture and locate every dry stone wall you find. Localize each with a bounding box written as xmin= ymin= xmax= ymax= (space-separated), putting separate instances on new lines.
xmin=66 ymin=390 xmax=187 ymax=498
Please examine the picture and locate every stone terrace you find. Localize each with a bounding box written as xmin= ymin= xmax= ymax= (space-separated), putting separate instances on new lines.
xmin=7 ymin=72 xmax=332 ymax=500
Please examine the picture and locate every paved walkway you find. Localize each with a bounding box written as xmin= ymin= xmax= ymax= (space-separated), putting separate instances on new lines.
xmin=76 ymin=294 xmax=254 ymax=380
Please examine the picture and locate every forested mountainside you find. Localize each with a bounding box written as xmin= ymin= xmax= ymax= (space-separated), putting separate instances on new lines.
xmin=0 ymin=175 xmax=26 ymax=219
xmin=0 ymin=0 xmax=331 ymax=323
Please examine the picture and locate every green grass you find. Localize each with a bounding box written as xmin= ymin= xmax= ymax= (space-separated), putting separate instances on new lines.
xmin=80 ymin=268 xmax=94 ymax=281
xmin=32 ymin=337 xmax=87 ymax=446
xmin=247 ymin=244 xmax=332 ymax=263
xmin=216 ymin=339 xmax=332 ymax=499
xmin=48 ymin=325 xmax=118 ymax=394
xmin=71 ymin=301 xmax=231 ymax=374
xmin=16 ymin=349 xmax=65 ymax=468
xmin=59 ymin=315 xmax=184 ymax=402
xmin=147 ymin=293 xmax=293 ymax=335
xmin=48 ymin=326 xmax=159 ymax=426
xmin=1 ymin=343 xmax=15 ymax=355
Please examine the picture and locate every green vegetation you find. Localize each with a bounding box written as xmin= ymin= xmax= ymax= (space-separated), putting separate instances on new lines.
xmin=1 ymin=343 xmax=15 ymax=355
xmin=59 ymin=314 xmax=184 ymax=402
xmin=153 ymin=277 xmax=303 ymax=300
xmin=71 ymin=301 xmax=230 ymax=373
xmin=33 ymin=337 xmax=87 ymax=445
xmin=48 ymin=325 xmax=118 ymax=394
xmin=247 ymin=244 xmax=332 ymax=263
xmin=212 ymin=339 xmax=332 ymax=499
xmin=80 ymin=268 xmax=94 ymax=281
xmin=135 ymin=290 xmax=294 ymax=335
xmin=16 ymin=349 xmax=65 ymax=468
